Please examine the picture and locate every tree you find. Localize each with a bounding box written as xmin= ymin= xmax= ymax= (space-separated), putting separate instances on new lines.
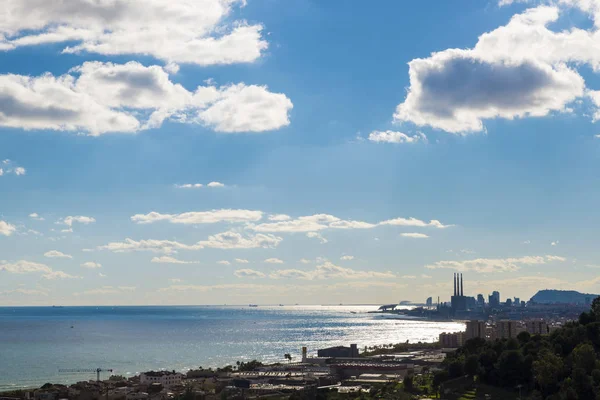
xmin=403 ymin=375 xmax=414 ymax=391
xmin=284 ymin=353 xmax=292 ymax=363
xmin=465 ymin=355 xmax=480 ymax=377
xmin=496 ymin=350 xmax=526 ymax=386
xmin=573 ymin=343 xmax=596 ymax=374
xmin=448 ymin=359 xmax=465 ymax=378
xmin=591 ymin=297 xmax=600 ymax=321
xmin=533 ymin=349 xmax=563 ymax=396
xmin=432 ymin=370 xmax=449 ymax=396
xmin=517 ymin=331 xmax=531 ymax=344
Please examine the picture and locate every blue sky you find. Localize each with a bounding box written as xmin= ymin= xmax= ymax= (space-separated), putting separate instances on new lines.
xmin=1 ymin=0 xmax=600 ymax=305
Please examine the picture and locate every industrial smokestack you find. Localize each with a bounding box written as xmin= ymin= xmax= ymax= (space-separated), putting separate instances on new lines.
xmin=460 ymin=273 xmax=464 ymax=296
xmin=453 ymin=273 xmax=456 ymax=296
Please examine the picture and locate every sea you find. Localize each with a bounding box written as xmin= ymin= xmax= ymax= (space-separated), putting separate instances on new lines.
xmin=0 ymin=305 xmax=465 ymax=391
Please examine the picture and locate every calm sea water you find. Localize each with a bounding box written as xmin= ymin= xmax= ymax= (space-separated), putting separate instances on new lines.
xmin=0 ymin=305 xmax=464 ymax=390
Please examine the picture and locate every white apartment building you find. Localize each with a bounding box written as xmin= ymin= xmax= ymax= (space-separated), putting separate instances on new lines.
xmin=139 ymin=371 xmax=183 ymax=388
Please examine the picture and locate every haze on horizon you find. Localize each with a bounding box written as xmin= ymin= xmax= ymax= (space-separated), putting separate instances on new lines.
xmin=1 ymin=0 xmax=600 ymax=306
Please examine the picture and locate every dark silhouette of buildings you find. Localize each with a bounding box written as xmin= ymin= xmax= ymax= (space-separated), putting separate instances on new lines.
xmin=451 ymin=273 xmax=468 ymax=312
xmin=317 ymin=344 xmax=359 ymax=358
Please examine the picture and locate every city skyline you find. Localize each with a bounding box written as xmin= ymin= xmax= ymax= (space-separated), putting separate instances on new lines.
xmin=2 ymin=0 xmax=600 ymax=305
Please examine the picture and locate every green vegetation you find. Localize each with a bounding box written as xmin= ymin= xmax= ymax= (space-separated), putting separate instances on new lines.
xmin=435 ymin=297 xmax=600 ymax=399
xmin=235 ymin=359 xmax=264 ymax=371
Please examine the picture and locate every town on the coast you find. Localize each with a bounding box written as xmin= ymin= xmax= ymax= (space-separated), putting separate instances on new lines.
xmin=2 ymin=274 xmax=600 ymax=399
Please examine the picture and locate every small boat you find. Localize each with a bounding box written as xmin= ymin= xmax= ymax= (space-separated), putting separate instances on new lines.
xmin=279 ymin=304 xmax=284 ymax=306
xmin=249 ymin=304 xmax=258 ymax=307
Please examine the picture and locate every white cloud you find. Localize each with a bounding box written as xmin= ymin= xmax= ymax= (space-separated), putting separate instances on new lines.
xmin=151 ymin=256 xmax=198 ymax=264
xmin=0 ymin=288 xmax=48 ymax=296
xmin=401 ymin=233 xmax=430 ymax=239
xmin=0 ymin=260 xmax=77 ymax=279
xmin=268 ymin=214 xmax=291 ymax=221
xmin=98 ymin=272 xmax=106 ymax=278
xmin=306 ymin=232 xmax=328 ymax=244
xmin=44 ymin=250 xmax=72 ymax=259
xmin=175 ymin=184 xmax=203 ymax=189
xmin=265 ymin=258 xmax=284 ymax=264
xmin=251 ymin=213 xmax=449 ymax=233
xmin=0 ymin=221 xmax=16 ymax=236
xmin=425 ymin=254 xmax=566 ymax=273
xmin=234 ymin=269 xmax=266 ymax=278
xmin=0 ymin=0 xmax=268 ymax=66
xmin=394 ymin=5 xmax=598 ymax=133
xmin=0 ymin=62 xmax=292 ymax=135
xmin=175 ymin=182 xmax=227 ymax=189
xmin=0 ymin=160 xmax=26 ymax=176
xmin=76 ymin=286 xmax=136 ymax=296
xmin=340 ymin=255 xmax=354 ymax=261
xmin=421 ymin=274 xmax=433 ymax=279
xmin=499 ymin=0 xmax=530 ymax=6
xmin=299 ymin=259 xmax=312 ymax=264
xmin=551 ymin=240 xmax=559 ymax=246
xmin=270 ymin=261 xmax=396 ymax=281
xmin=207 ymin=181 xmax=225 ymax=188
xmin=169 ymin=278 xmax=183 ymax=283
xmin=81 ymin=261 xmax=102 ymax=269
xmin=131 ymin=209 xmax=263 ymax=224
xmin=218 ymin=260 xmax=231 ymax=265
xmin=198 ymin=231 xmax=283 ymax=250
xmin=368 ymin=130 xmax=427 ymax=144
xmin=197 ymin=84 xmax=293 ymax=133
xmin=29 ymin=213 xmax=44 ymax=221
xmin=98 ymin=230 xmax=282 ymax=254
xmin=235 ymin=258 xmax=249 ymax=264
xmin=43 ymin=270 xmax=79 ymax=280
xmin=62 ymin=215 xmax=96 ymax=227
xmin=0 ymin=260 xmax=52 ymax=274
xmin=380 ymin=217 xmax=451 ymax=229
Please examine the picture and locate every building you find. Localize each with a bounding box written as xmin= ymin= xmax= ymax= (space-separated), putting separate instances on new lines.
xmin=330 ymin=362 xmax=414 ymax=379
xmin=526 ymin=320 xmax=548 ymax=335
xmin=465 ymin=320 xmax=486 ymax=340
xmin=317 ymin=344 xmax=359 ymax=358
xmin=140 ymin=371 xmax=183 ymax=388
xmin=477 ymin=294 xmax=485 ymax=307
xmin=426 ymin=297 xmax=433 ymax=307
xmin=488 ymin=291 xmax=500 ymax=308
xmin=514 ymin=297 xmax=520 ymax=305
xmin=439 ymin=332 xmax=464 ymax=348
xmin=496 ymin=320 xmax=518 ymax=339
xmin=451 ymin=273 xmax=468 ymax=312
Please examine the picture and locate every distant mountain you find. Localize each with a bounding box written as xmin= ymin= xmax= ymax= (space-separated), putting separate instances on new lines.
xmin=530 ymin=289 xmax=599 ymax=305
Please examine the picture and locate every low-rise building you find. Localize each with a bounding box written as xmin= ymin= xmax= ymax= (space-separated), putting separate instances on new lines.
xmin=139 ymin=371 xmax=182 ymax=388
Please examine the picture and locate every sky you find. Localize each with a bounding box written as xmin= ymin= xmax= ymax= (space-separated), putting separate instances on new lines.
xmin=1 ymin=0 xmax=600 ymax=306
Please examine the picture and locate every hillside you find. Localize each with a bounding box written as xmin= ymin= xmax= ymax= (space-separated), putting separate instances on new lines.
xmin=530 ymin=289 xmax=598 ymax=304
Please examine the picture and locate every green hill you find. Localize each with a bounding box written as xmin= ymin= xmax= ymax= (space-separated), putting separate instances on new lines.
xmin=530 ymin=289 xmax=598 ymax=304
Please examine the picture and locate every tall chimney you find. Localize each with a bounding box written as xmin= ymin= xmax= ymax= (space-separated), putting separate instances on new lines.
xmin=460 ymin=273 xmax=464 ymax=297
xmin=453 ymin=273 xmax=456 ymax=296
